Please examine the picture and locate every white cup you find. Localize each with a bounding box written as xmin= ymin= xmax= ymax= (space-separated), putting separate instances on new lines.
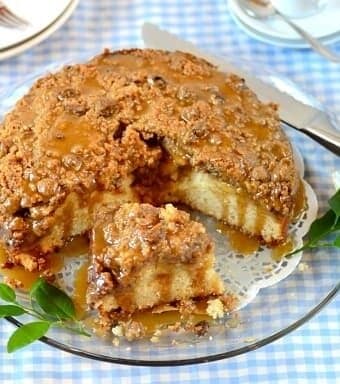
xmin=271 ymin=0 xmax=328 ymax=18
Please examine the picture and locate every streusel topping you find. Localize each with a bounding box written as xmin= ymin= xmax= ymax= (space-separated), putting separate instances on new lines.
xmin=91 ymin=203 xmax=213 ymax=287
xmin=0 ymin=49 xmax=298 ymax=251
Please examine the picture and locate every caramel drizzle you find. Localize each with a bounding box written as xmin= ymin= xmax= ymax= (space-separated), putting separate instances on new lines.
xmin=217 ymin=222 xmax=260 ymax=255
xmin=0 ymin=235 xmax=89 ymax=290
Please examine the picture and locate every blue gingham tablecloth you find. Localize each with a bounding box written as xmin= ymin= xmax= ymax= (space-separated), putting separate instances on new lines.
xmin=0 ymin=1 xmax=339 ymax=383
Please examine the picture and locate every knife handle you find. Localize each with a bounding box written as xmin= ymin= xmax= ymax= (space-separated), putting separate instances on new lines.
xmin=301 ymin=126 xmax=340 ymax=157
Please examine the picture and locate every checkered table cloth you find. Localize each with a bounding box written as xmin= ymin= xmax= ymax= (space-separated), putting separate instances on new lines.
xmin=0 ymin=1 xmax=339 ymax=383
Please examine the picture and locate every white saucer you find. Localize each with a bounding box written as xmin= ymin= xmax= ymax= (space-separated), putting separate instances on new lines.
xmin=229 ymin=0 xmax=340 ymax=47
xmin=0 ymin=0 xmax=79 ymax=60
xmin=229 ymin=4 xmax=340 ymax=48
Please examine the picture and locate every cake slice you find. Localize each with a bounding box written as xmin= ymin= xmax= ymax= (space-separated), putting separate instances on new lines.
xmin=87 ymin=203 xmax=231 ymax=335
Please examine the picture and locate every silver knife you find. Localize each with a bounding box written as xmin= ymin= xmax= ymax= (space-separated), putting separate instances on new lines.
xmin=142 ymin=23 xmax=340 ymax=156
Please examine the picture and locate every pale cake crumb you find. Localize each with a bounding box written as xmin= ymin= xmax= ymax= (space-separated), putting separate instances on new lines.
xmin=244 ymin=337 xmax=257 ymax=343
xmin=124 ymin=321 xmax=145 ymax=341
xmin=3 ymin=276 xmax=23 ymax=289
xmin=153 ymin=329 xmax=162 ymax=337
xmin=225 ymin=316 xmax=241 ymax=329
xmin=168 ymin=322 xmax=182 ymax=332
xmin=112 ymin=325 xmax=124 ymax=337
xmin=207 ymin=298 xmax=225 ymax=319
xmin=298 ymin=262 xmax=310 ymax=272
xmin=150 ymin=326 xmax=163 ymax=343
xmin=112 ymin=337 xmax=120 ymax=347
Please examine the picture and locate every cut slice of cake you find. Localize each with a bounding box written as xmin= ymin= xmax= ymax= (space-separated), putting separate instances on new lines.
xmin=87 ymin=203 xmax=232 ymax=336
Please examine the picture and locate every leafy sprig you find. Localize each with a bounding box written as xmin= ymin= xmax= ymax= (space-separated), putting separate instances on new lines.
xmin=0 ymin=278 xmax=90 ymax=352
xmin=287 ymin=189 xmax=340 ymax=257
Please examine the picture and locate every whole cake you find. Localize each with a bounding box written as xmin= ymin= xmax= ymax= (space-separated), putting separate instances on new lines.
xmin=0 ymin=49 xmax=299 ymax=273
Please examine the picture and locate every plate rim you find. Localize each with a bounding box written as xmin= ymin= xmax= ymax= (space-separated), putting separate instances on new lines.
xmin=228 ymin=0 xmax=340 ymax=41
xmin=4 ymin=285 xmax=338 ymax=366
xmin=228 ymin=0 xmax=340 ymax=48
xmin=0 ymin=0 xmax=79 ymax=61
xmin=0 ymin=0 xmax=73 ymax=51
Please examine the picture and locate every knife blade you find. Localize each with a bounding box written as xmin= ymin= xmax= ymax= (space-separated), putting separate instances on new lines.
xmin=142 ymin=23 xmax=340 ymax=156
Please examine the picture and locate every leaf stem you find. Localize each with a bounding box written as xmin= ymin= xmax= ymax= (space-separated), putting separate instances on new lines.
xmin=52 ymin=321 xmax=91 ymax=337
xmin=11 ymin=301 xmax=46 ymax=321
xmin=285 ymin=242 xmax=310 ymax=258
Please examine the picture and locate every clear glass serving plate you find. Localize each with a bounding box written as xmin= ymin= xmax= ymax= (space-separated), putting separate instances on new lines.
xmin=0 ymin=53 xmax=339 ymax=366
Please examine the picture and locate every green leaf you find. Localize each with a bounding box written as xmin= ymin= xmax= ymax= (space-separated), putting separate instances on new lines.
xmin=334 ymin=236 xmax=340 ymax=247
xmin=329 ymin=189 xmax=340 ymax=217
xmin=0 ymin=305 xmax=25 ymax=318
xmin=0 ymin=283 xmax=16 ymax=302
xmin=334 ymin=217 xmax=340 ymax=230
xmin=7 ymin=321 xmax=50 ymax=353
xmin=31 ymin=300 xmax=58 ymax=322
xmin=30 ymin=278 xmax=75 ymax=320
xmin=308 ymin=210 xmax=337 ymax=244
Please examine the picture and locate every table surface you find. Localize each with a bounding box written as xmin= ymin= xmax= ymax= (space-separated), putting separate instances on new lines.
xmin=0 ymin=1 xmax=339 ymax=383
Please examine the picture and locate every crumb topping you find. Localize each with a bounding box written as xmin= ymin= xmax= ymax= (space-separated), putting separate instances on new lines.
xmin=0 ymin=49 xmax=298 ymax=253
xmin=90 ymin=203 xmax=213 ymax=292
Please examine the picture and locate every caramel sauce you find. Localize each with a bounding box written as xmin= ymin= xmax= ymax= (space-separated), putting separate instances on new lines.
xmin=217 ymin=222 xmax=260 ymax=255
xmin=245 ymin=122 xmax=268 ymax=141
xmin=114 ymin=290 xmax=135 ymax=313
xmin=254 ymin=211 xmax=266 ymax=234
xmin=236 ymin=194 xmax=246 ymax=228
xmin=0 ymin=236 xmax=89 ymax=290
xmin=72 ymin=261 xmax=90 ymax=319
xmin=271 ymin=143 xmax=286 ymax=158
xmin=49 ymin=118 xmax=95 ymax=156
xmin=81 ymin=77 xmax=101 ymax=94
xmin=98 ymin=53 xmax=246 ymax=114
xmin=293 ymin=181 xmax=306 ymax=219
xmin=157 ymin=272 xmax=172 ymax=304
xmin=22 ymin=180 xmax=38 ymax=199
xmin=100 ymin=54 xmax=148 ymax=71
xmin=0 ymin=247 xmax=62 ymax=290
xmin=132 ymin=310 xmax=211 ymax=334
xmin=55 ymin=235 xmax=89 ymax=258
xmin=20 ymin=107 xmax=36 ymax=122
xmin=90 ymin=217 xmax=107 ymax=257
xmin=222 ymin=81 xmax=243 ymax=102
xmin=197 ymin=135 xmax=232 ymax=151
xmin=217 ymin=221 xmax=293 ymax=261
xmin=272 ymin=238 xmax=293 ymax=262
xmin=84 ymin=307 xmax=212 ymax=337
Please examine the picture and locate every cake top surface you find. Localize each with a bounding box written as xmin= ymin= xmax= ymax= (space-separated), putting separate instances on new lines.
xmin=91 ymin=203 xmax=213 ymax=281
xmin=0 ymin=49 xmax=299 ymax=249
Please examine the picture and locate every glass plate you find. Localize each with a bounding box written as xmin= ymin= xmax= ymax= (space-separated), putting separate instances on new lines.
xmin=0 ymin=53 xmax=339 ymax=366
